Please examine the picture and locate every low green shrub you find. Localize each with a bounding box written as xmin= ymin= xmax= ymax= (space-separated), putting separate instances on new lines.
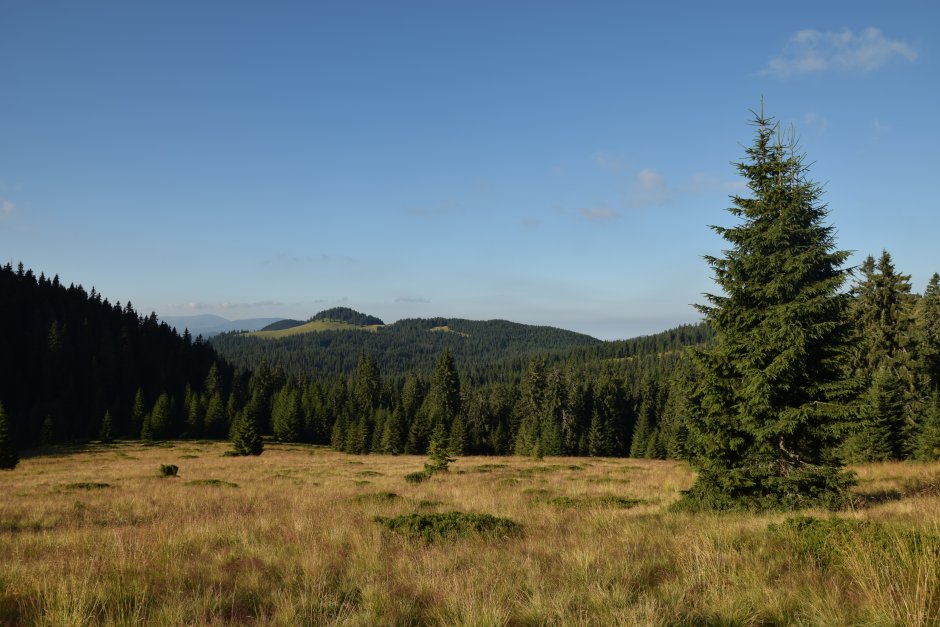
xmin=768 ymin=516 xmax=940 ymax=569
xmin=159 ymin=464 xmax=179 ymax=477
xmin=404 ymin=471 xmax=429 ymax=484
xmin=353 ymin=491 xmax=400 ymax=503
xmin=185 ymin=479 xmax=238 ymax=488
xmin=374 ymin=511 xmax=521 ymax=541
xmin=541 ymin=494 xmax=642 ymax=509
xmin=64 ymin=482 xmax=111 ymax=490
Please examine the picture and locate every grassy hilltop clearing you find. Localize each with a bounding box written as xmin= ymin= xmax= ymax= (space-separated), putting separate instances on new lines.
xmin=1 ymin=441 xmax=939 ymax=625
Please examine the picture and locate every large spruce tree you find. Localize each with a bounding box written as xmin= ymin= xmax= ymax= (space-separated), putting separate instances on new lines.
xmin=681 ymin=109 xmax=857 ymax=511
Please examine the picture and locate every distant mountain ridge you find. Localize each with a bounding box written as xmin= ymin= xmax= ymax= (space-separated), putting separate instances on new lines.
xmin=210 ymin=312 xmax=605 ymax=381
xmin=161 ymin=314 xmax=285 ymax=337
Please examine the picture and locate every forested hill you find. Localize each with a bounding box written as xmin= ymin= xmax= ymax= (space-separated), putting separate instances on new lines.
xmin=210 ymin=315 xmax=606 ymax=382
xmin=0 ymin=262 xmax=237 ymax=447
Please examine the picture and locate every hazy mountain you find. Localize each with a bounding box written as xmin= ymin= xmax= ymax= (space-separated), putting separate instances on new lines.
xmin=161 ymin=314 xmax=285 ymax=337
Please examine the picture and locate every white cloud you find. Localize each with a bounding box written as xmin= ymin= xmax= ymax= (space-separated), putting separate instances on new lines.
xmin=764 ymin=27 xmax=917 ymax=78
xmin=580 ymin=206 xmax=621 ymax=222
xmin=1 ymin=200 xmax=14 ymax=216
xmin=802 ymin=111 xmax=829 ymax=133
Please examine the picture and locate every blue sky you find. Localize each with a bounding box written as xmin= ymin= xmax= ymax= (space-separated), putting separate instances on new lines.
xmin=2 ymin=1 xmax=938 ymax=340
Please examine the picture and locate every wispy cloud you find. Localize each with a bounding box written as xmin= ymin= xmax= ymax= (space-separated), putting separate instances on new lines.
xmin=184 ymin=300 xmax=285 ymax=311
xmin=263 ymin=253 xmax=356 ymax=266
xmin=580 ymin=206 xmax=621 ymax=222
xmin=520 ymin=217 xmax=541 ymax=228
xmin=763 ymin=27 xmax=916 ymax=78
xmin=802 ymin=111 xmax=829 ymax=133
xmin=407 ymin=200 xmax=460 ymax=217
xmin=1 ymin=200 xmax=13 ymax=216
xmin=395 ymin=296 xmax=429 ymax=304
xmin=594 ymin=151 xmax=628 ymax=172
xmin=626 ymin=168 xmax=672 ymax=208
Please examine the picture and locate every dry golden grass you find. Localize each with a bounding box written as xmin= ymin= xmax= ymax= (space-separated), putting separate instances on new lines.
xmin=1 ymin=442 xmax=939 ymax=625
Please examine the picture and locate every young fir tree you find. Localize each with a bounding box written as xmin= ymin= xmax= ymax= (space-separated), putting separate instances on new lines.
xmin=0 ymin=401 xmax=18 ymax=469
xmin=425 ymin=421 xmax=455 ymax=474
xmin=681 ymin=109 xmax=857 ymax=511
xmin=917 ymin=273 xmax=940 ymax=390
xmin=99 ymin=410 xmax=113 ymax=443
xmin=231 ymin=395 xmax=264 ymax=456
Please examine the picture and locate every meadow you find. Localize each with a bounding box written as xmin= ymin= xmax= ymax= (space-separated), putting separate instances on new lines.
xmin=1 ymin=442 xmax=939 ymax=626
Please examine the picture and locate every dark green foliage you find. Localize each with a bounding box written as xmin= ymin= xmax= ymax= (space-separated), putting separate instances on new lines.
xmin=0 ymin=263 xmax=235 ymax=446
xmin=918 ymin=273 xmax=940 ymax=389
xmin=425 ymin=422 xmax=455 ymax=474
xmin=311 ymin=307 xmax=384 ymax=326
xmin=0 ymin=402 xmax=18 ymax=469
xmin=148 ymin=394 xmax=172 ymax=441
xmin=259 ymin=319 xmax=305 ymax=332
xmin=231 ymin=396 xmax=264 ymax=456
xmin=542 ymin=495 xmax=642 ymax=509
xmin=159 ymin=464 xmax=179 ymax=477
xmin=404 ymin=471 xmax=429 ymax=484
xmin=847 ymin=251 xmax=919 ymax=460
xmin=373 ymin=511 xmax=521 ymax=541
xmin=915 ymin=393 xmax=940 ymax=461
xmin=352 ymin=491 xmax=400 ymax=503
xmin=682 ymin=110 xmax=857 ymax=511
xmin=98 ymin=410 xmax=113 ymax=443
xmin=65 ymin=482 xmax=111 ymax=490
xmin=271 ymin=386 xmax=302 ymax=442
xmin=768 ymin=516 xmax=939 ymax=569
xmin=186 ymin=479 xmax=238 ymax=487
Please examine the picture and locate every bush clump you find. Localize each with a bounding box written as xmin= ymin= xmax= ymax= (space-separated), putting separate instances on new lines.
xmin=65 ymin=482 xmax=111 ymax=490
xmin=353 ymin=491 xmax=400 ymax=503
xmin=159 ymin=464 xmax=179 ymax=477
xmin=543 ymin=495 xmax=642 ymax=509
xmin=404 ymin=471 xmax=429 ymax=484
xmin=374 ymin=511 xmax=521 ymax=542
xmin=185 ymin=479 xmax=238 ymax=487
xmin=768 ymin=516 xmax=940 ymax=569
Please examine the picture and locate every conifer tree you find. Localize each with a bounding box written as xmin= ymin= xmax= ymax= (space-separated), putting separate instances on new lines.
xmin=381 ymin=405 xmax=407 ymax=454
xmin=682 ymin=109 xmax=857 ymax=511
xmin=148 ymin=393 xmax=171 ymax=440
xmin=915 ymin=392 xmax=940 ymax=461
xmin=917 ymin=273 xmax=940 ymax=390
xmin=231 ymin=394 xmax=264 ymax=456
xmin=0 ymin=402 xmax=18 ymax=469
xmin=428 ymin=349 xmax=461 ymax=429
xmin=130 ymin=388 xmax=146 ymax=439
xmin=847 ymin=251 xmax=919 ymax=459
xmin=99 ymin=410 xmax=113 ymax=443
xmin=425 ymin=421 xmax=455 ymax=474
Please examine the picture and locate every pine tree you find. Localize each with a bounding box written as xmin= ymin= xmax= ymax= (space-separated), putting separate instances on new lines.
xmin=99 ymin=410 xmax=113 ymax=443
xmin=271 ymin=386 xmax=302 ymax=442
xmin=231 ymin=394 xmax=264 ymax=456
xmin=428 ymin=349 xmax=461 ymax=429
xmin=0 ymin=402 xmax=18 ymax=469
xmin=425 ymin=421 xmax=455 ymax=474
xmin=148 ymin=393 xmax=171 ymax=440
xmin=130 ymin=388 xmax=146 ymax=438
xmin=204 ymin=394 xmax=227 ymax=438
xmin=681 ymin=109 xmax=857 ymax=511
xmin=917 ymin=273 xmax=940 ymax=390
xmin=915 ymin=392 xmax=940 ymax=461
xmin=848 ymin=251 xmax=919 ymax=459
xmin=381 ymin=406 xmax=407 ymax=454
